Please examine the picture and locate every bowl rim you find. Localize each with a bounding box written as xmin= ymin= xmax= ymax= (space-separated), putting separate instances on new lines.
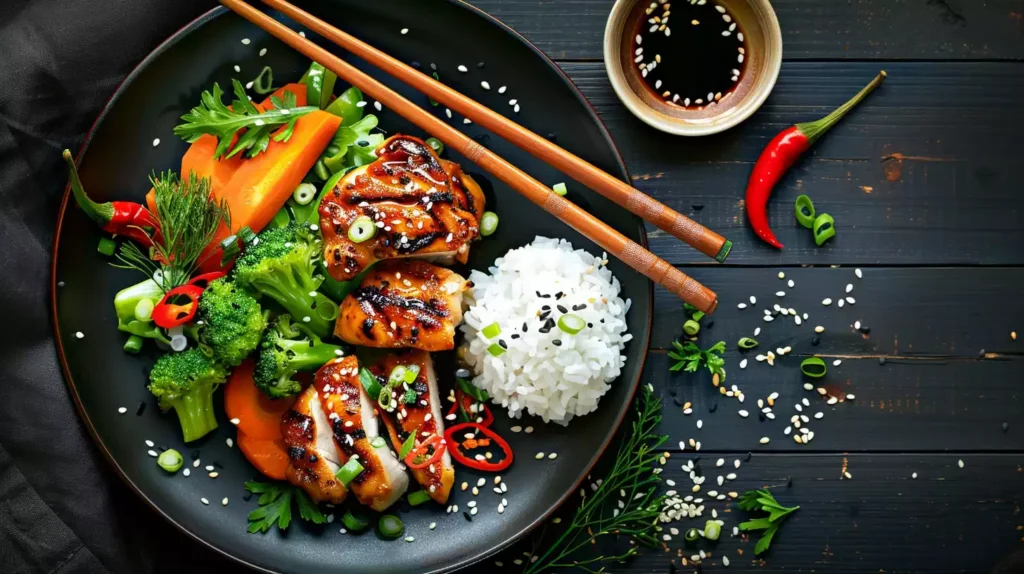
xmin=603 ymin=0 xmax=783 ymax=136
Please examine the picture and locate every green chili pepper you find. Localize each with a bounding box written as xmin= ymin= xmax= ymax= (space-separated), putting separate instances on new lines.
xmin=813 ymin=213 xmax=836 ymax=246
xmin=738 ymin=337 xmax=759 ymax=349
xmin=800 ymin=357 xmax=827 ymax=378
xmin=97 ymin=237 xmax=117 ymax=256
xmin=795 ymin=194 xmax=816 ymax=228
xmin=157 ymin=449 xmax=183 ymax=473
xmin=303 ymin=62 xmax=337 ymax=109
xmin=683 ymin=319 xmax=701 ymax=336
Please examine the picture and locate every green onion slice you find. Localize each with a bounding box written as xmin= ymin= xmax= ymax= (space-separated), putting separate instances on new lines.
xmin=253 ymin=66 xmax=274 ymax=95
xmin=335 ymin=458 xmax=364 ymax=486
xmin=292 ymin=182 xmax=317 ymax=205
xmin=682 ymin=319 xmax=700 ymax=337
xmin=342 ymin=510 xmax=370 ymax=531
xmin=425 ymin=137 xmax=444 ymax=155
xmin=388 ymin=365 xmax=420 ymax=387
xmin=481 ymin=322 xmax=501 ymax=338
xmin=813 ymin=213 xmax=836 ymax=246
xmin=359 ymin=367 xmax=382 ymax=400
xmin=370 ymin=436 xmax=387 ymax=448
xmin=480 ymin=211 xmax=499 ymax=237
xmin=486 ymin=343 xmax=505 ymax=357
xmin=97 ymin=237 xmax=117 ymax=256
xmin=685 ymin=528 xmax=699 ymax=542
xmin=738 ymin=337 xmax=759 ymax=349
xmin=407 ymin=490 xmax=432 ymax=506
xmin=557 ymin=314 xmax=586 ymax=335
xmin=378 ymin=389 xmax=395 ymax=411
xmin=703 ymin=520 xmax=722 ymax=541
xmin=399 ymin=431 xmax=417 ymax=460
xmin=800 ymin=357 xmax=828 ymax=378
xmin=348 ymin=215 xmax=376 ymax=243
xmin=378 ymin=514 xmax=404 ymax=539
xmin=134 ymin=298 xmax=155 ymax=322
xmin=552 ymin=182 xmax=567 ymax=196
xmin=795 ymin=194 xmax=816 ymax=228
xmin=123 ymin=334 xmax=144 ymax=354
xmin=156 ymin=449 xmax=183 ymax=473
xmin=457 ymin=378 xmax=489 ymax=402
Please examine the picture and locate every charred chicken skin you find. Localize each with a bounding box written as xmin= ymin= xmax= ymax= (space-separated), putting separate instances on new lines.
xmin=335 ymin=260 xmax=469 ymax=352
xmin=315 ymin=355 xmax=409 ymax=511
xmin=281 ymin=386 xmax=348 ymax=505
xmin=368 ymin=350 xmax=455 ymax=504
xmin=319 ymin=134 xmax=485 ymax=282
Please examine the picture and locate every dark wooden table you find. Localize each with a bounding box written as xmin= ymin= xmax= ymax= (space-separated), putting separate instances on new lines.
xmin=467 ymin=0 xmax=1024 ymax=572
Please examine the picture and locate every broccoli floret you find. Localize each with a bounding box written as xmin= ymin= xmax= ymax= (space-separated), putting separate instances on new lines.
xmin=254 ymin=314 xmax=344 ymax=398
xmin=197 ymin=278 xmax=266 ymax=366
xmin=232 ymin=223 xmax=335 ymax=338
xmin=113 ymin=278 xmax=170 ymax=345
xmin=148 ymin=348 xmax=228 ymax=442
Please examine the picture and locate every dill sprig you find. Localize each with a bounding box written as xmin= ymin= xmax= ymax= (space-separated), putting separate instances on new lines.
xmin=173 ymin=80 xmax=317 ymax=159
xmin=525 ymin=384 xmax=668 ymax=574
xmin=114 ymin=170 xmax=229 ymax=292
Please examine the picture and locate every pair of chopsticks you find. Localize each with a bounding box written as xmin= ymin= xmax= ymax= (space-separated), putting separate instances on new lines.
xmin=220 ymin=0 xmax=727 ymax=313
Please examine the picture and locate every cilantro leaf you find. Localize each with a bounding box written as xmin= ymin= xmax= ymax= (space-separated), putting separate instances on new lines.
xmin=737 ymin=488 xmax=799 ymax=555
xmin=244 ymin=480 xmax=326 ymax=534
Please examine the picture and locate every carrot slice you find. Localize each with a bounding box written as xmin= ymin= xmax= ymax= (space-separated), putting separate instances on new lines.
xmin=237 ymin=430 xmax=290 ymax=481
xmin=224 ymin=359 xmax=296 ymax=441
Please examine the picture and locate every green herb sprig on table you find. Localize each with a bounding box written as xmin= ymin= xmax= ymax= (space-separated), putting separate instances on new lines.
xmin=173 ymin=80 xmax=317 ymax=159
xmin=524 ymin=384 xmax=667 ymax=573
xmin=668 ymin=340 xmax=726 ymax=382
xmin=244 ymin=480 xmax=327 ymax=533
xmin=113 ymin=170 xmax=229 ymax=292
xmin=737 ymin=489 xmax=800 ymax=554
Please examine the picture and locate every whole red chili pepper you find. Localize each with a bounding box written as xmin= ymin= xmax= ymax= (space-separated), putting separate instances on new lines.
xmin=746 ymin=71 xmax=886 ymax=249
xmin=63 ymin=149 xmax=158 ymax=246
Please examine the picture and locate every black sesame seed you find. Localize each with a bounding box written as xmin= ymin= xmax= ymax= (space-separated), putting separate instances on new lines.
xmin=545 ymin=132 xmax=558 ymax=142
xmin=787 ymin=476 xmax=793 ymax=487
xmin=539 ymin=311 xmax=551 ymax=321
xmin=552 ymin=340 xmax=562 ymax=346
xmin=587 ymin=323 xmax=593 ymax=328
xmin=745 ymin=452 xmax=753 ymax=462
xmin=1002 ymin=422 xmax=1009 ymax=432
xmin=878 ymin=357 xmax=886 ymax=365
xmin=572 ymin=304 xmax=587 ymax=311
xmin=811 ymin=336 xmax=821 ymax=346
xmin=463 ymin=511 xmax=473 ymax=521
xmin=692 ymin=204 xmax=704 ymax=211
xmin=859 ymin=326 xmax=871 ymax=334
xmin=430 ymin=63 xmax=437 ymax=71
xmin=213 ymin=461 xmax=224 ymax=469
xmin=556 ymin=304 xmax=569 ymax=314
xmin=522 ymin=323 xmax=528 ymax=332
xmin=708 ymin=403 xmax=718 ymax=413
xmin=411 ymin=61 xmax=421 ymax=69
xmin=705 ymin=320 xmax=714 ymax=329
xmin=476 ymin=62 xmax=485 ymax=69
xmin=542 ymin=305 xmax=550 ymax=311
xmin=673 ymin=397 xmax=684 ymax=407
xmin=191 ymin=450 xmax=200 ymax=460
xmin=135 ymin=402 xmax=146 ymax=416
xmin=979 ymin=348 xmax=987 ymax=358
xmin=511 ymin=334 xmax=520 ymax=340
xmin=242 ymin=491 xmax=253 ymax=502
xmin=498 ymin=340 xmax=507 ymax=349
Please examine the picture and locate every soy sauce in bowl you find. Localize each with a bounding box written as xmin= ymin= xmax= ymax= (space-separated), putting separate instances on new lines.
xmin=633 ymin=0 xmax=747 ymax=109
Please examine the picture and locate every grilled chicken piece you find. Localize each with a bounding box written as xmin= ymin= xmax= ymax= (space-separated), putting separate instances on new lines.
xmin=369 ymin=350 xmax=454 ymax=504
xmin=335 ymin=260 xmax=469 ymax=352
xmin=315 ymin=356 xmax=409 ymax=511
xmin=319 ymin=135 xmax=486 ymax=281
xmin=281 ymin=386 xmax=348 ymax=505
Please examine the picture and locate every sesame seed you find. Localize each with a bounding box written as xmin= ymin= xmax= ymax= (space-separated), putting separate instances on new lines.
xmin=738 ymin=303 xmax=747 ymax=309
xmin=221 ymin=497 xmax=229 ymax=506
xmin=193 ymin=459 xmax=201 ymax=468
xmin=788 ymin=279 xmax=795 ymax=288
xmin=738 ymin=410 xmax=749 ymax=418
xmin=833 ymin=359 xmax=842 ymax=366
xmin=209 ymin=471 xmax=219 ymax=478
xmin=405 ymin=536 xmax=415 ymax=542
xmin=778 ymin=271 xmax=785 ymax=279
xmin=152 ymin=138 xmax=161 ymax=147
xmin=822 ymin=298 xmax=832 ymax=306
xmin=525 ymin=426 xmax=534 ymax=433
xmin=846 ymin=283 xmax=854 ymax=293
xmin=759 ymin=437 xmax=770 ymax=444
xmin=481 ymin=81 xmax=490 ymax=90
xmin=776 ymin=291 xmax=786 ymax=297
xmin=548 ymin=452 xmax=558 ymax=460
xmin=463 ymin=118 xmax=472 ymax=125
xmin=230 ymin=418 xmax=241 ymax=425
xmin=259 ymin=48 xmax=267 ymax=57
xmin=815 ymin=326 xmax=825 ymax=333
xmin=201 ymin=497 xmax=209 ymax=505
xmin=374 ymin=101 xmax=383 ymax=111
xmin=458 ymin=64 xmax=468 ymax=72
xmin=401 ymin=28 xmax=409 ymax=35
xmin=147 ymin=450 xmax=158 ymax=457
xmin=958 ymin=459 xmax=965 ymax=468
xmin=118 ymin=407 xmax=127 ymax=414
xmin=241 ymin=38 xmax=250 ymax=45
xmin=846 ymin=297 xmax=856 ymax=304
xmin=226 ymin=438 xmax=234 ymax=448
xmin=445 ymin=108 xmax=452 ymax=118
xmin=183 ymin=468 xmax=190 ymax=477
xmin=749 ymin=296 xmax=757 ymax=304
xmin=844 ymin=471 xmax=853 ymax=479
xmin=498 ymin=86 xmax=507 ymax=93
xmin=535 ymin=452 xmax=545 ymax=460
xmin=740 ymin=358 xmax=748 ymax=369
xmin=356 ymin=101 xmax=367 ymax=108
xmin=75 ymin=331 xmax=85 ymax=339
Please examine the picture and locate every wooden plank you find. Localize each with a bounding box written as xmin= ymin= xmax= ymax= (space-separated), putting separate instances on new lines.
xmin=555 ymin=61 xmax=1024 ymax=265
xmin=643 ymin=353 xmax=1024 ymax=452
xmin=646 ymin=267 xmax=1024 ymax=357
xmin=496 ymin=454 xmax=1024 ymax=573
xmin=470 ymin=0 xmax=1024 ymax=61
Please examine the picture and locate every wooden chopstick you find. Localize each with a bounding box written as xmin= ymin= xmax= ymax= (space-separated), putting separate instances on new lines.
xmin=260 ymin=0 xmax=731 ymax=264
xmin=218 ymin=0 xmax=718 ymax=313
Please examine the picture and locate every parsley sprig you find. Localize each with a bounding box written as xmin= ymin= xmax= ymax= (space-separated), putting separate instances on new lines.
xmin=524 ymin=384 xmax=667 ymax=573
xmin=738 ymin=489 xmax=800 ymax=554
xmin=668 ymin=340 xmax=726 ymax=381
xmin=244 ymin=480 xmax=327 ymax=533
xmin=173 ymin=80 xmax=317 ymax=159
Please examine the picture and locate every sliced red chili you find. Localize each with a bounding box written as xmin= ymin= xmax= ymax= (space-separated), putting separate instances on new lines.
xmin=446 ymin=390 xmax=494 ymax=427
xmin=152 ymin=284 xmax=204 ymax=328
xmin=405 ymin=434 xmax=445 ymax=470
xmin=444 ymin=422 xmax=513 ymax=472
xmin=187 ymin=271 xmax=227 ymax=290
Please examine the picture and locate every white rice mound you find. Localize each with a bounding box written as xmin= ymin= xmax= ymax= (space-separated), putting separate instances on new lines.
xmin=460 ymin=236 xmax=632 ymax=425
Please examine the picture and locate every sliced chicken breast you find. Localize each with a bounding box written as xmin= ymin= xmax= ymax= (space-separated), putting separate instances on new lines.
xmin=315 ymin=355 xmax=409 ymax=511
xmin=281 ymin=386 xmax=348 ymax=504
xmin=369 ymin=350 xmax=454 ymax=504
xmin=335 ymin=260 xmax=469 ymax=351
xmin=319 ymin=135 xmax=485 ymax=281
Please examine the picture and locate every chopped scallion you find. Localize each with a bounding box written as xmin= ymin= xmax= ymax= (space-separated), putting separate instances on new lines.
xmin=738 ymin=337 xmax=759 ymax=349
xmin=407 ymin=490 xmax=432 ymax=506
xmin=253 ymin=66 xmax=274 ymax=95
xmin=134 ymin=298 xmax=154 ymax=322
xmin=97 ymin=237 xmax=117 ymax=256
xmin=552 ymin=182 xmax=568 ymax=196
xmin=457 ymin=378 xmax=489 ymax=402
xmin=378 ymin=514 xmax=404 ymax=539
xmin=399 ymin=432 xmax=417 ymax=460
xmin=795 ymin=195 xmax=816 ymax=228
xmin=359 ymin=367 xmax=382 ymax=400
xmin=813 ymin=213 xmax=836 ymax=246
xmin=123 ymin=334 xmax=144 ymax=354
xmin=342 ymin=510 xmax=370 ymax=531
xmin=703 ymin=520 xmax=721 ymax=541
xmin=480 ymin=211 xmax=499 ymax=236
xmin=157 ymin=448 xmax=183 ymax=473
xmin=683 ymin=319 xmax=700 ymax=336
xmin=557 ymin=314 xmax=585 ymax=335
xmin=800 ymin=357 xmax=827 ymax=378
xmin=348 ymin=215 xmax=376 ymax=243
xmin=481 ymin=322 xmax=501 ymax=338
xmin=425 ymin=137 xmax=444 ymax=155
xmin=371 ymin=436 xmax=387 ymax=448
xmin=292 ymin=182 xmax=317 ymax=205
xmin=486 ymin=343 xmax=505 ymax=357
xmin=684 ymin=528 xmax=699 ymax=542
xmin=335 ymin=458 xmax=364 ymax=486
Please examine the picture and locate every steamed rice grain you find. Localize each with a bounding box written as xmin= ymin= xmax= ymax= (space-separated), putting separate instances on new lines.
xmin=460 ymin=237 xmax=631 ymax=425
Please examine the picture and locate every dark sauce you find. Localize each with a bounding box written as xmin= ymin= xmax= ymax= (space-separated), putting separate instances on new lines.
xmin=632 ymin=0 xmax=747 ymax=109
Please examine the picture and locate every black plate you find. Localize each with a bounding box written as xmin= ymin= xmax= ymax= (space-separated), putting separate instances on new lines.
xmin=51 ymin=3 xmax=652 ymax=573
